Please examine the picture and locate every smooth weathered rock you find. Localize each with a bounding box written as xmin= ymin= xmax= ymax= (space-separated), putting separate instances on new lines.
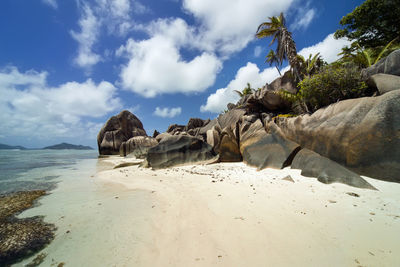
xmin=206 ymin=126 xmax=221 ymax=151
xmin=0 ymin=191 xmax=56 ymax=266
xmin=97 ymin=110 xmax=147 ymax=155
xmin=362 ymin=49 xmax=400 ymax=79
xmin=292 ymin=149 xmax=376 ymax=189
xmin=239 ymin=118 xmax=267 ymax=155
xmin=146 ymin=135 xmax=217 ymax=169
xmin=217 ymin=109 xmax=246 ymax=130
xmin=243 ymin=123 xmax=301 ymax=170
xmin=119 ymin=136 xmax=158 ymax=158
xmin=155 ymin=132 xmax=172 ymax=143
xmin=276 ymin=90 xmax=400 ymax=182
xmin=218 ymin=127 xmax=242 ymax=162
xmin=185 ymin=118 xmax=209 ymax=131
xmin=368 ymin=74 xmax=400 ymax=95
xmin=369 ymin=49 xmax=400 ymax=77
xmin=267 ymin=70 xmax=298 ymax=94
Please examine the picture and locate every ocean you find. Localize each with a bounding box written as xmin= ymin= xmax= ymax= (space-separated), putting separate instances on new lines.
xmin=0 ymin=149 xmax=98 ymax=194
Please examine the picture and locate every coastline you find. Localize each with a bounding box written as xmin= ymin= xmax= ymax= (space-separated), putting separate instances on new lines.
xmin=14 ymin=156 xmax=400 ymax=266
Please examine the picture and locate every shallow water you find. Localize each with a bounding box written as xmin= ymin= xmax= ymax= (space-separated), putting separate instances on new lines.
xmin=0 ymin=150 xmax=153 ymax=267
xmin=0 ymin=149 xmax=97 ymax=194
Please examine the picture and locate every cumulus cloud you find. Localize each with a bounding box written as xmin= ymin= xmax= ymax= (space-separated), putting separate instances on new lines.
xmin=0 ymin=66 xmax=121 ymax=139
xmin=182 ymin=0 xmax=295 ymax=55
xmin=70 ymin=0 xmax=149 ymax=70
xmin=154 ymin=107 xmax=182 ymax=118
xmin=70 ymin=4 xmax=101 ymax=69
xmin=42 ymin=0 xmax=57 ymax=9
xmin=200 ymin=63 xmax=283 ymax=113
xmin=117 ymin=18 xmax=222 ymax=98
xmin=298 ymin=33 xmax=351 ymax=63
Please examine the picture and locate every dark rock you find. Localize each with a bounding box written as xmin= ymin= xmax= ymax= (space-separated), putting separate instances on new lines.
xmin=227 ymin=103 xmax=236 ymax=110
xmin=267 ymin=70 xmax=298 ymax=94
xmin=291 ymin=149 xmax=376 ymax=189
xmin=362 ymin=49 xmax=400 ymax=79
xmin=166 ymin=124 xmax=185 ymax=134
xmin=276 ymin=90 xmax=400 ymax=182
xmin=218 ymin=127 xmax=242 ymax=162
xmin=239 ymin=118 xmax=267 ymax=155
xmin=243 ymin=123 xmax=301 ymax=170
xmin=185 ymin=118 xmax=207 ymax=131
xmin=152 ymin=130 xmax=160 ymax=138
xmin=0 ymin=191 xmax=56 ymax=266
xmin=368 ymin=74 xmax=400 ymax=95
xmin=97 ymin=110 xmax=147 ymax=155
xmin=146 ymin=135 xmax=217 ymax=169
xmin=198 ymin=118 xmax=219 ymax=136
xmin=119 ymin=136 xmax=158 ymax=158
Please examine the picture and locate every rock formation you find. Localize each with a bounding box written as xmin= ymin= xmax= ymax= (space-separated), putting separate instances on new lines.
xmin=119 ymin=136 xmax=158 ymax=158
xmin=97 ymin=110 xmax=147 ymax=155
xmin=276 ymin=89 xmax=400 ymax=182
xmin=145 ymin=135 xmax=217 ymax=169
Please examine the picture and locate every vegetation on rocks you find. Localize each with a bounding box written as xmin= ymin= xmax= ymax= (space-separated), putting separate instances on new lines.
xmin=279 ymin=63 xmax=369 ymax=113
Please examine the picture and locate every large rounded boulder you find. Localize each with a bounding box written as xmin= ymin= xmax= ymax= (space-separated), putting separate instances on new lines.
xmin=97 ymin=110 xmax=147 ymax=155
xmin=276 ymin=90 xmax=400 ymax=182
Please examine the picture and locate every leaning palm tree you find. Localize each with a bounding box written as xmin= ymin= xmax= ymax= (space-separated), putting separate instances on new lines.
xmin=256 ymin=13 xmax=301 ymax=81
xmin=266 ymin=49 xmax=282 ymax=76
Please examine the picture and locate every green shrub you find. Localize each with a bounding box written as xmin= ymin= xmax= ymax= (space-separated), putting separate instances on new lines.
xmin=280 ymin=63 xmax=368 ymax=113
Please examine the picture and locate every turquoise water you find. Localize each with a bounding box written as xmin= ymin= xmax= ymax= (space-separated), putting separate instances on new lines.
xmin=0 ymin=149 xmax=98 ymax=194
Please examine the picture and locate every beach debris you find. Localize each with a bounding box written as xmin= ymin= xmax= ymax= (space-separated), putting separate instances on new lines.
xmin=347 ymin=192 xmax=360 ymax=197
xmin=234 ymin=216 xmax=245 ymax=220
xmin=370 ymin=212 xmax=376 ymax=215
xmin=25 ymin=252 xmax=47 ymax=267
xmin=282 ymin=175 xmax=295 ymax=183
xmin=328 ymin=200 xmax=337 ymax=203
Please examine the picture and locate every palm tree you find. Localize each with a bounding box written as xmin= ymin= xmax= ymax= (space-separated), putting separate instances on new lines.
xmin=266 ymin=49 xmax=282 ymax=76
xmin=256 ymin=13 xmax=301 ymax=81
xmin=297 ymin=53 xmax=325 ymax=78
xmin=234 ymin=83 xmax=255 ymax=97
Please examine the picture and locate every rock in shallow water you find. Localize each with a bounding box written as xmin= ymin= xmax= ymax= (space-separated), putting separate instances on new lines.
xmin=0 ymin=190 xmax=56 ymax=266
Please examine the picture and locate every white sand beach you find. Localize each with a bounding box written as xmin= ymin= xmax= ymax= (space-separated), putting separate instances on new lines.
xmin=17 ymin=157 xmax=400 ymax=267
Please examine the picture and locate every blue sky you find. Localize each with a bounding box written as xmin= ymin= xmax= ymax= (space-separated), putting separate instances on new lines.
xmin=0 ymin=0 xmax=363 ymax=148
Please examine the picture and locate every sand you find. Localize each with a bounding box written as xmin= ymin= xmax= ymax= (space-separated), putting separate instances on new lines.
xmin=18 ymin=157 xmax=400 ymax=267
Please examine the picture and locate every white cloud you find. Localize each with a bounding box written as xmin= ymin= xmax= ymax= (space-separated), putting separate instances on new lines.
xmin=290 ymin=1 xmax=316 ymax=31
xmin=200 ymin=62 xmax=282 ymax=113
xmin=182 ymin=0 xmax=295 ymax=55
xmin=254 ymin=46 xmax=263 ymax=57
xmin=298 ymin=33 xmax=351 ymax=63
xmin=154 ymin=107 xmax=182 ymax=118
xmin=117 ymin=18 xmax=222 ymax=98
xmin=0 ymin=66 xmax=121 ymax=139
xmin=70 ymin=4 xmax=101 ymax=69
xmin=42 ymin=0 xmax=57 ymax=9
xmin=291 ymin=8 xmax=316 ymax=31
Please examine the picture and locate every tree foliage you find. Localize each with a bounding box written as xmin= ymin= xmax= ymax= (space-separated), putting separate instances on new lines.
xmin=334 ymin=0 xmax=400 ymax=48
xmin=338 ymin=37 xmax=400 ymax=68
xmin=297 ymin=53 xmax=326 ymax=79
xmin=256 ymin=13 xmax=301 ymax=80
xmin=235 ymin=83 xmax=255 ymax=97
xmin=279 ymin=63 xmax=369 ymax=113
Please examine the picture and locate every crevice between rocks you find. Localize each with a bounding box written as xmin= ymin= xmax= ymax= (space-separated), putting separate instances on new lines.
xmin=282 ymin=146 xmax=302 ymax=169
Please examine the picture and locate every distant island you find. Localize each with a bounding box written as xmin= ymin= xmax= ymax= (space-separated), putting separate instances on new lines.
xmin=43 ymin=143 xmax=94 ymax=150
xmin=0 ymin=143 xmax=27 ymax=150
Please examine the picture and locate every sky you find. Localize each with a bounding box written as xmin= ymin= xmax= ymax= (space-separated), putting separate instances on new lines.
xmin=0 ymin=0 xmax=364 ymax=148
